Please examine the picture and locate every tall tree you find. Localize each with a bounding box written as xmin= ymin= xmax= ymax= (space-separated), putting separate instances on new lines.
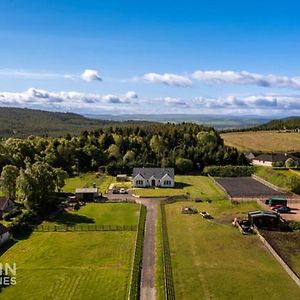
xmin=1 ymin=165 xmax=19 ymax=199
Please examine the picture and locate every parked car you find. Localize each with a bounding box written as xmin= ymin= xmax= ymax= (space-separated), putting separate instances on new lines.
xmin=112 ymin=188 xmax=120 ymax=194
xmin=119 ymin=188 xmax=128 ymax=194
xmin=271 ymin=204 xmax=285 ymax=210
xmin=275 ymin=206 xmax=291 ymax=214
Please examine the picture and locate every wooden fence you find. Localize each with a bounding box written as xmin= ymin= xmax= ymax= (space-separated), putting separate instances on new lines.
xmin=31 ymin=224 xmax=137 ymax=232
xmin=128 ymin=204 xmax=147 ymax=300
xmin=161 ymin=202 xmax=175 ymax=300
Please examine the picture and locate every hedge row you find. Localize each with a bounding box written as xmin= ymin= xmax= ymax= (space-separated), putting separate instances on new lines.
xmin=204 ymin=165 xmax=255 ymax=177
xmin=161 ymin=203 xmax=175 ymax=300
xmin=128 ymin=204 xmax=147 ymax=300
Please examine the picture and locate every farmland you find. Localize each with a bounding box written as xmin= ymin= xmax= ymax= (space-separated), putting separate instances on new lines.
xmin=165 ymin=201 xmax=300 ymax=299
xmin=134 ymin=175 xmax=226 ymax=200
xmin=0 ymin=231 xmax=135 ymax=300
xmin=221 ymin=131 xmax=300 ymax=152
xmin=0 ymin=203 xmax=140 ymax=300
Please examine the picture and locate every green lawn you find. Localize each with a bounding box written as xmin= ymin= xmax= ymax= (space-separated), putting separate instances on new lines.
xmin=44 ymin=203 xmax=140 ymax=226
xmin=254 ymin=166 xmax=300 ymax=193
xmin=0 ymin=231 xmax=135 ymax=300
xmin=134 ymin=175 xmax=226 ymax=200
xmin=63 ymin=173 xmax=114 ymax=193
xmin=165 ymin=201 xmax=300 ymax=300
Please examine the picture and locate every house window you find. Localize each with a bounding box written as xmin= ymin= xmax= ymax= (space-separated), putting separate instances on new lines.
xmin=136 ymin=180 xmax=144 ymax=185
xmin=164 ymin=180 xmax=172 ymax=185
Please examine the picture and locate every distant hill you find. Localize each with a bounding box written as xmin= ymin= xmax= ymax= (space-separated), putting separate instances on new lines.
xmin=253 ymin=117 xmax=300 ymax=131
xmin=85 ymin=113 xmax=269 ymax=130
xmin=0 ymin=107 xmax=155 ymax=137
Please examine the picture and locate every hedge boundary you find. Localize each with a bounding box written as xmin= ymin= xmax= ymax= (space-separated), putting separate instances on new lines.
xmin=128 ymin=204 xmax=147 ymax=300
xmin=161 ymin=202 xmax=175 ymax=300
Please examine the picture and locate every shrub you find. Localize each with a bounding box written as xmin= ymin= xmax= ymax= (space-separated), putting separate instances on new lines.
xmin=203 ymin=165 xmax=255 ymax=177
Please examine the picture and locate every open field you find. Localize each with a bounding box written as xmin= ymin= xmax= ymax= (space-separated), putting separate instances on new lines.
xmin=261 ymin=230 xmax=300 ymax=277
xmin=165 ymin=201 xmax=300 ymax=299
xmin=44 ymin=203 xmax=140 ymax=226
xmin=221 ymin=131 xmax=300 ymax=152
xmin=0 ymin=231 xmax=135 ymax=300
xmin=254 ymin=166 xmax=300 ymax=193
xmin=215 ymin=176 xmax=286 ymax=198
xmin=134 ymin=175 xmax=226 ymax=199
xmin=63 ymin=173 xmax=114 ymax=193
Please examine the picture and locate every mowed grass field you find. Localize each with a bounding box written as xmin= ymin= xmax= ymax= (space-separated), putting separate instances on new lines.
xmin=0 ymin=231 xmax=135 ymax=300
xmin=221 ymin=131 xmax=300 ymax=152
xmin=44 ymin=203 xmax=140 ymax=226
xmin=0 ymin=203 xmax=140 ymax=300
xmin=134 ymin=175 xmax=226 ymax=199
xmin=63 ymin=173 xmax=114 ymax=193
xmin=165 ymin=201 xmax=300 ymax=299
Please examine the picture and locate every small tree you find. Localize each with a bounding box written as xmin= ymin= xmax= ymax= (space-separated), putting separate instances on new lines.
xmin=175 ymin=158 xmax=193 ymax=173
xmin=285 ymin=158 xmax=295 ymax=168
xmin=54 ymin=168 xmax=68 ymax=192
xmin=1 ymin=165 xmax=19 ymax=199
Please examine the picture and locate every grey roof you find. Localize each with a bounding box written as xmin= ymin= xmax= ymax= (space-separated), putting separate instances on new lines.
xmin=0 ymin=223 xmax=9 ymax=235
xmin=254 ymin=153 xmax=300 ymax=162
xmin=248 ymin=210 xmax=279 ymax=218
xmin=75 ymin=188 xmax=98 ymax=194
xmin=133 ymin=168 xmax=174 ymax=180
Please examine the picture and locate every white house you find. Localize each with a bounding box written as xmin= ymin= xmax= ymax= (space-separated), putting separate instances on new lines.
xmin=132 ymin=168 xmax=175 ymax=188
xmin=0 ymin=224 xmax=10 ymax=246
xmin=0 ymin=197 xmax=15 ymax=218
xmin=252 ymin=153 xmax=300 ymax=167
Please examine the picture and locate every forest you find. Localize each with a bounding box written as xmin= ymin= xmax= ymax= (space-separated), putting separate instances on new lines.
xmin=0 ymin=123 xmax=246 ymax=176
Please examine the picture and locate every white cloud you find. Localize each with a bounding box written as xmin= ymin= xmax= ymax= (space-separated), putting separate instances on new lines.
xmin=1 ymin=87 xmax=300 ymax=115
xmin=125 ymin=91 xmax=138 ymax=99
xmin=0 ymin=88 xmax=138 ymax=111
xmin=143 ymin=73 xmax=192 ymax=87
xmin=192 ymin=70 xmax=300 ymax=89
xmin=81 ymin=69 xmax=102 ymax=82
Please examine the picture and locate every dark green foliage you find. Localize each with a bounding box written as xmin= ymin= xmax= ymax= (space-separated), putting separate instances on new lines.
xmin=0 ymin=123 xmax=245 ymax=175
xmin=203 ymin=165 xmax=255 ymax=177
xmin=129 ymin=205 xmax=147 ymax=300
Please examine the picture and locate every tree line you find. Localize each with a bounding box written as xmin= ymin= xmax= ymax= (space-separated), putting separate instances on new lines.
xmin=0 ymin=123 xmax=246 ymax=177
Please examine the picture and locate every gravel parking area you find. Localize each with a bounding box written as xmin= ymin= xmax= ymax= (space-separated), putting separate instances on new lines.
xmin=215 ymin=177 xmax=286 ymax=198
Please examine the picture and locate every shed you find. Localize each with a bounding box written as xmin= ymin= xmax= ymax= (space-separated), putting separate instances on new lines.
xmin=75 ymin=188 xmax=98 ymax=201
xmin=248 ymin=211 xmax=280 ymax=229
xmin=116 ymin=174 xmax=128 ymax=182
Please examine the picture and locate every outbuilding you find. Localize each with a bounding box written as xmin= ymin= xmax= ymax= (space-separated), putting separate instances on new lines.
xmin=116 ymin=174 xmax=128 ymax=182
xmin=248 ymin=210 xmax=280 ymax=229
xmin=75 ymin=188 xmax=99 ymax=201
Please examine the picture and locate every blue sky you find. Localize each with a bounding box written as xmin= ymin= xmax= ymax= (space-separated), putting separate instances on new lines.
xmin=0 ymin=0 xmax=300 ymax=116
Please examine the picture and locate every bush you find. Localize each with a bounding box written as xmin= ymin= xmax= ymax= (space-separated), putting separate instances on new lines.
xmin=203 ymin=165 xmax=255 ymax=177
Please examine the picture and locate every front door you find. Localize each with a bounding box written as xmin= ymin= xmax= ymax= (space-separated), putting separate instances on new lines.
xmin=151 ymin=179 xmax=156 ymax=187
